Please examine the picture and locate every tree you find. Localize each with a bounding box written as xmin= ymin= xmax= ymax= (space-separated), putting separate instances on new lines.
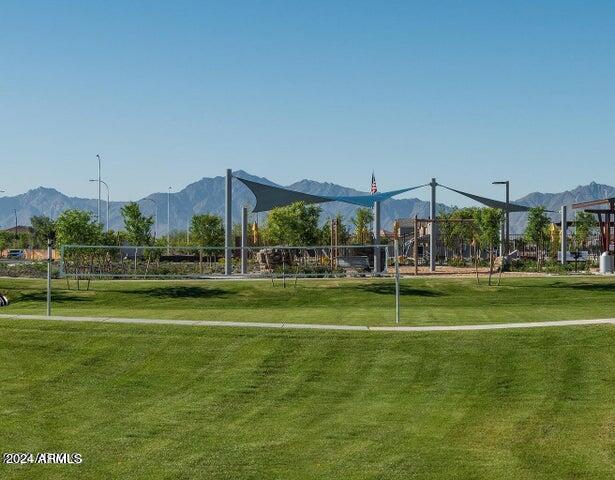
xmin=55 ymin=209 xmax=103 ymax=290
xmin=31 ymin=215 xmax=56 ymax=248
xmin=456 ymin=208 xmax=482 ymax=259
xmin=101 ymin=229 xmax=126 ymax=247
xmin=439 ymin=207 xmax=481 ymax=266
xmin=263 ymin=202 xmax=322 ymax=246
xmin=190 ymin=214 xmax=224 ymax=247
xmin=524 ymin=206 xmax=551 ymax=268
xmin=351 ymin=208 xmax=374 ymax=244
xmin=55 ymin=209 xmax=102 ymax=247
xmin=321 ymin=214 xmax=351 ymax=246
xmin=438 ymin=209 xmax=456 ymax=259
xmin=572 ymin=211 xmax=597 ymax=250
xmin=570 ymin=211 xmax=598 ymax=270
xmin=475 ymin=208 xmax=503 ymax=285
xmin=188 ymin=214 xmax=225 ymax=271
xmin=121 ymin=202 xmax=154 ymax=246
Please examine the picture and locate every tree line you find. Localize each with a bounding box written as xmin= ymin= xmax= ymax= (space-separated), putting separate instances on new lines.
xmin=439 ymin=205 xmax=598 ymax=266
xmin=0 ymin=202 xmax=376 ymax=251
xmin=1 ymin=202 xmax=598 ymax=263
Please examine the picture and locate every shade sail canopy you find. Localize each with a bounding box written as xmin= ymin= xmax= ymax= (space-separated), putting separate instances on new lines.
xmin=235 ymin=177 xmax=330 ymax=212
xmin=235 ymin=176 xmax=428 ymax=212
xmin=438 ymin=184 xmax=531 ymax=212
xmin=330 ymin=185 xmax=429 ymax=208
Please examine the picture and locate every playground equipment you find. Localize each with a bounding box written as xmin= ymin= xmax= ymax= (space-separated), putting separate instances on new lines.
xmin=573 ymin=197 xmax=615 ymax=253
xmin=225 ymin=170 xmax=532 ymax=276
xmin=560 ymin=197 xmax=615 ymax=271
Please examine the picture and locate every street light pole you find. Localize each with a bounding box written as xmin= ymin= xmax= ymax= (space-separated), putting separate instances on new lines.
xmin=103 ymin=180 xmax=109 ymax=232
xmin=96 ymin=154 xmax=102 ymax=226
xmin=492 ymin=180 xmax=510 ymax=255
xmin=89 ymin=179 xmax=110 ymax=231
xmin=13 ymin=209 xmax=17 ymax=239
xmin=167 ymin=187 xmax=172 ymax=253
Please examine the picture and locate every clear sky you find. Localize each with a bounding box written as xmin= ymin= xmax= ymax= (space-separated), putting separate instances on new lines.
xmin=1 ymin=1 xmax=614 ymax=206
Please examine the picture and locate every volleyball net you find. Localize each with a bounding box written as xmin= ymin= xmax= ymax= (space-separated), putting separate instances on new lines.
xmin=59 ymin=244 xmax=402 ymax=279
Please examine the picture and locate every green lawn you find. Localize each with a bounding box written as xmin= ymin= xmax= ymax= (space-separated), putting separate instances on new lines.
xmin=1 ymin=276 xmax=615 ymax=325
xmin=0 ymin=320 xmax=612 ymax=479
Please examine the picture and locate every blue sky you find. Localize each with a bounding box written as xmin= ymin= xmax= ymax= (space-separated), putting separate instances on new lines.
xmin=1 ymin=1 xmax=614 ymax=206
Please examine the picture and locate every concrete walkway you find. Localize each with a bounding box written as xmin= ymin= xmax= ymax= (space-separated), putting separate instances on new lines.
xmin=0 ymin=313 xmax=613 ymax=332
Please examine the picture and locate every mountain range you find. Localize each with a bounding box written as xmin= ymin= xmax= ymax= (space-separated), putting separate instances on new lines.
xmin=1 ymin=171 xmax=613 ymax=235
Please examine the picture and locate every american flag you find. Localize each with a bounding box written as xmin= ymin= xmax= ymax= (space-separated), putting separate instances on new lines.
xmin=370 ymin=172 xmax=377 ymax=194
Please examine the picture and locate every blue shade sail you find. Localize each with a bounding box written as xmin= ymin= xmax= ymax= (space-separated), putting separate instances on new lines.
xmin=438 ymin=184 xmax=531 ymax=212
xmin=234 ymin=177 xmax=332 ymax=212
xmin=330 ymin=185 xmax=429 ymax=208
xmin=235 ymin=176 xmax=428 ymax=212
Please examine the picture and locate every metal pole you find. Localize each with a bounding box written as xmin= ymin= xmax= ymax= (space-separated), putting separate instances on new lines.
xmin=499 ymin=218 xmax=505 ymax=257
xmin=46 ymin=239 xmax=52 ymax=316
xmin=330 ymin=218 xmax=334 ymax=271
xmin=414 ymin=215 xmax=418 ymax=276
xmin=105 ymin=182 xmax=109 ymax=232
xmin=505 ymin=181 xmax=510 ymax=254
xmin=89 ymin=179 xmax=109 ymax=231
xmin=100 ymin=180 xmax=110 ymax=232
xmin=241 ymin=205 xmax=248 ymax=274
xmin=373 ymin=201 xmax=381 ymax=273
xmin=96 ymin=154 xmax=101 ymax=226
xmin=430 ymin=178 xmax=437 ymax=272
xmin=225 ymin=169 xmax=233 ymax=275
xmin=394 ymin=238 xmax=400 ymax=324
xmin=167 ymin=187 xmax=171 ymax=253
xmin=560 ymin=205 xmax=567 ymax=265
xmin=493 ymin=180 xmax=510 ymax=254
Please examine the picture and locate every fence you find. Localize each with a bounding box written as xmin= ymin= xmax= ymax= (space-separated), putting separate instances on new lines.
xmin=59 ymin=244 xmax=396 ymax=279
xmin=399 ymin=232 xmax=604 ymax=267
xmin=48 ymin=242 xmax=403 ymax=324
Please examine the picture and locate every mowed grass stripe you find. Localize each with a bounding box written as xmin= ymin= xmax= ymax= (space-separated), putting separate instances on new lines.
xmin=0 ymin=320 xmax=613 ymax=479
xmin=1 ymin=276 xmax=615 ymax=325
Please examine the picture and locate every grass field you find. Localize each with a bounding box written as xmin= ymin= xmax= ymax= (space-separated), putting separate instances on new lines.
xmin=0 ymin=319 xmax=613 ymax=479
xmin=1 ymin=276 xmax=615 ymax=325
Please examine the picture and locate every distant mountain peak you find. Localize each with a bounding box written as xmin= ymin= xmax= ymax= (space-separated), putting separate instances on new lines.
xmin=1 ymin=176 xmax=613 ymax=234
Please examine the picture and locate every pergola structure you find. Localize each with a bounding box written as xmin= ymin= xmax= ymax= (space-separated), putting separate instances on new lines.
xmin=572 ymin=197 xmax=615 ymax=253
xmin=223 ymin=170 xmax=531 ymax=275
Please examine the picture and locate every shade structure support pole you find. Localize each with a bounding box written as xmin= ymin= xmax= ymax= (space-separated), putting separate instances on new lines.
xmin=225 ymin=169 xmax=233 ymax=276
xmin=499 ymin=219 xmax=505 ymax=257
xmin=560 ymin=205 xmax=567 ymax=265
xmin=394 ymin=238 xmax=400 ymax=324
xmin=373 ymin=201 xmax=381 ymax=274
xmin=414 ymin=215 xmax=418 ymax=276
xmin=241 ymin=205 xmax=248 ymax=274
xmin=505 ymin=183 xmax=510 ymax=254
xmin=47 ymin=239 xmax=52 ymax=316
xmin=430 ymin=178 xmax=437 ymax=272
